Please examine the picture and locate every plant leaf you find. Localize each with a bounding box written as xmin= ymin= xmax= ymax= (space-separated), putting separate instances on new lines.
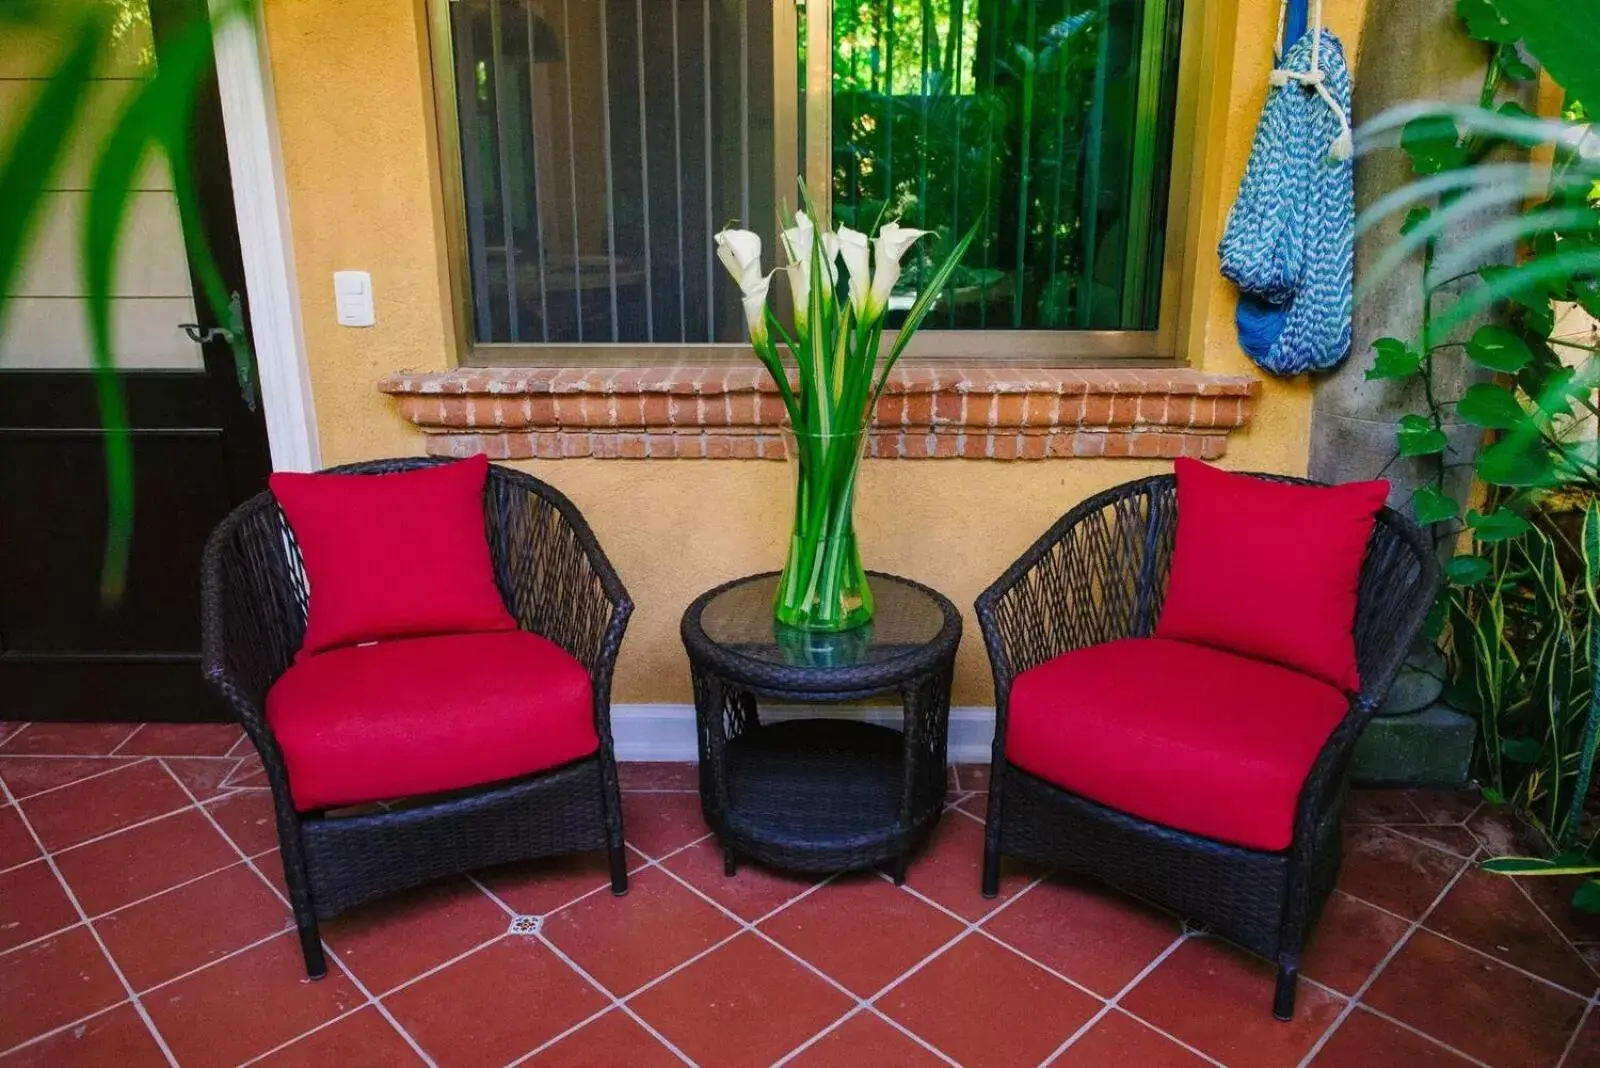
xmin=1575 ymin=879 xmax=1600 ymax=913
xmin=1486 ymin=0 xmax=1600 ymax=115
xmin=1457 ymin=0 xmax=1519 ymax=43
xmin=1367 ymin=337 xmax=1422 ymax=380
xmin=1497 ymin=49 xmax=1537 ymax=81
xmin=1401 ymin=114 xmax=1467 ymax=175
xmin=1476 ymin=437 xmax=1556 ymax=487
xmin=1468 ymin=507 xmax=1534 ymax=543
xmin=1481 ymin=856 xmax=1600 ymax=876
xmin=1466 ymin=324 xmax=1533 ymax=373
xmin=1397 ymin=413 xmax=1448 ymax=457
xmin=1445 ymin=554 xmax=1493 ymax=586
xmin=1500 ymin=736 xmax=1543 ymax=763
xmin=1412 ymin=485 xmax=1461 ymax=526
xmin=1456 ymin=383 xmax=1527 ymax=429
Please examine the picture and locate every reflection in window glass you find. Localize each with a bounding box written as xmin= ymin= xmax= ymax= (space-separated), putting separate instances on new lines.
xmin=451 ymin=0 xmax=776 ymax=344
xmin=830 ymin=0 xmax=1184 ymax=331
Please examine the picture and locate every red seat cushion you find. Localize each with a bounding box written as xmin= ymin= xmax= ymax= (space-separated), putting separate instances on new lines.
xmin=265 ymin=630 xmax=598 ymax=812
xmin=270 ymin=455 xmax=517 ymax=660
xmin=1005 ymin=638 xmax=1350 ymax=851
xmin=1155 ymin=458 xmax=1389 ymax=692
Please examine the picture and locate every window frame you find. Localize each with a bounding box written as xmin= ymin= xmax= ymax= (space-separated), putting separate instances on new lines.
xmin=425 ymin=0 xmax=1219 ymax=368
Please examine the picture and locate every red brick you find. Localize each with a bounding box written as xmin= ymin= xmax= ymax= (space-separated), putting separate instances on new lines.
xmin=991 ymin=395 xmax=1026 ymax=428
xmin=903 ymin=392 xmax=934 ymax=428
xmin=1019 ymin=434 xmax=1048 ymax=460
xmin=1109 ymin=395 xmax=1139 ymax=426
xmin=1081 ymin=396 xmax=1113 ymax=427
xmin=933 ymin=393 xmax=965 ymax=426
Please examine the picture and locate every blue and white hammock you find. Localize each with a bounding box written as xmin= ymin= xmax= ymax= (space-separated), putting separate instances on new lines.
xmin=1219 ymin=0 xmax=1355 ymax=377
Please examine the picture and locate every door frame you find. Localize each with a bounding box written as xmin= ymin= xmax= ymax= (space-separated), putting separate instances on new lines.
xmin=208 ymin=0 xmax=319 ymax=473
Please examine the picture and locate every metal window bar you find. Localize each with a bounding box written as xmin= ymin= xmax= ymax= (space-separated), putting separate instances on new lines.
xmin=599 ymin=0 xmax=620 ymax=340
xmin=525 ymin=2 xmax=550 ymax=340
xmin=454 ymin=8 xmax=493 ymax=341
xmin=488 ymin=0 xmax=521 ymax=341
xmin=740 ymin=0 xmax=751 ymax=225
xmin=672 ymin=0 xmax=687 ymax=341
xmin=1077 ymin=0 xmax=1111 ymax=329
xmin=704 ymin=0 xmax=715 ymax=341
xmin=561 ymin=0 xmax=583 ymax=341
xmin=633 ymin=0 xmax=655 ymax=341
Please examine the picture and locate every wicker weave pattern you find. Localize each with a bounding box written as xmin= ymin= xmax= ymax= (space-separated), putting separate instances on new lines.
xmin=200 ymin=458 xmax=632 ymax=978
xmin=975 ymin=472 xmax=1437 ymax=1019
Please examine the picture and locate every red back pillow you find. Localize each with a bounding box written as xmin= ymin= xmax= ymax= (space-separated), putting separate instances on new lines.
xmin=1154 ymin=458 xmax=1389 ymax=692
xmin=270 ymin=455 xmax=517 ymax=659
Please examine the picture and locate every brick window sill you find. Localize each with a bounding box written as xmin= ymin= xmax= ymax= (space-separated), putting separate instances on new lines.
xmin=378 ymin=366 xmax=1261 ymax=460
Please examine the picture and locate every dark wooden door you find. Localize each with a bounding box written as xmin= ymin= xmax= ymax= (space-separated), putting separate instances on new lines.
xmin=0 ymin=0 xmax=271 ymax=723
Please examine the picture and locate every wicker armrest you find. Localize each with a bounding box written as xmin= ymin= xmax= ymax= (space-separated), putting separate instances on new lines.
xmin=976 ymin=475 xmax=1177 ymax=692
xmin=483 ymin=468 xmax=633 ymax=706
xmin=200 ymin=493 xmax=307 ymax=741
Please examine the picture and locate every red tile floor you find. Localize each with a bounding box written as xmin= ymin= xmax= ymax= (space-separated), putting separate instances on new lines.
xmin=2 ymin=721 xmax=1598 ymax=1068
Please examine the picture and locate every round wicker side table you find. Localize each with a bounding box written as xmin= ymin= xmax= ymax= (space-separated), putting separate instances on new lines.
xmin=680 ymin=571 xmax=961 ymax=883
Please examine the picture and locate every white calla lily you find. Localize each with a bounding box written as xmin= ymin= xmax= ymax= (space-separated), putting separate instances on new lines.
xmin=836 ymin=225 xmax=871 ymax=316
xmin=867 ymin=221 xmax=933 ymax=320
xmin=819 ymin=229 xmax=841 ymax=285
xmin=714 ymin=228 xmax=764 ymax=293
xmin=781 ymin=211 xmax=816 ymax=328
xmin=741 ymin=273 xmax=772 ymax=345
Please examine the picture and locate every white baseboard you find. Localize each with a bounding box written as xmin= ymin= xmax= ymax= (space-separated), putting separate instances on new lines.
xmin=611 ymin=703 xmax=997 ymax=764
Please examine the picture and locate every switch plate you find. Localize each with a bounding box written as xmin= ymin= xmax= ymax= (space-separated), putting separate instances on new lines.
xmin=333 ymin=270 xmax=374 ymax=327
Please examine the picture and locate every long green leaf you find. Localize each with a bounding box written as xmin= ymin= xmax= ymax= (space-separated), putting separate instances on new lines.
xmin=1486 ymin=0 xmax=1600 ymax=112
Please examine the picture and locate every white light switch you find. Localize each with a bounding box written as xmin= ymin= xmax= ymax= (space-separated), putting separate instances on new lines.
xmin=333 ymin=270 xmax=375 ymax=327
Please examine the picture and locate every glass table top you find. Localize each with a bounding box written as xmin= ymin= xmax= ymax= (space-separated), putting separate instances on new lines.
xmin=697 ymin=573 xmax=951 ymax=671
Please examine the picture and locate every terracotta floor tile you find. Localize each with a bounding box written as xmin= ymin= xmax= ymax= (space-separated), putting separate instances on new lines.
xmin=618 ymin=762 xmax=698 ymax=792
xmin=382 ymin=936 xmax=608 ymax=1068
xmin=661 ymin=838 xmax=819 ymax=922
xmin=1365 ymin=928 xmax=1587 ymax=1068
xmin=0 ymin=1003 xmax=167 ymax=1068
xmin=1308 ymin=1007 xmax=1475 ymax=1066
xmin=1346 ymin=789 xmax=1424 ymax=824
xmin=476 ymin=851 xmax=615 ymax=917
xmin=1406 ymin=789 xmax=1483 ymax=825
xmin=0 ymin=860 xmax=79 ymax=952
xmin=0 ymin=723 xmax=139 ymax=756
xmin=954 ymin=792 xmax=987 ymax=820
xmin=1384 ymin=823 xmax=1483 ymax=858
xmin=543 ymin=866 xmax=739 ymax=995
xmin=18 ymin=763 xmax=192 ymax=853
xmin=629 ymin=932 xmax=854 ymax=1068
xmin=1465 ymin=804 xmax=1536 ymax=856
xmin=1119 ymin=938 xmax=1346 ymax=1068
xmin=1052 ymin=1009 xmax=1212 ymax=1067
xmin=523 ymin=1007 xmax=685 ymax=1067
xmin=761 ymin=874 xmax=966 ymax=997
xmin=0 ymin=723 xmax=22 ymax=747
xmin=94 ymin=863 xmax=291 ymax=990
xmin=982 ymin=875 xmax=1179 ymax=997
xmin=162 ymin=758 xmax=245 ymax=803
xmin=902 ymin=812 xmax=1040 ymax=921
xmin=1300 ymin=891 xmax=1412 ymax=996
xmin=53 ymin=808 xmax=239 ymax=917
xmin=0 ymin=756 xmax=140 ymax=800
xmin=0 ymin=927 xmax=126 ymax=1050
xmin=785 ymin=1011 xmax=948 ymax=1068
xmin=1426 ymin=865 xmax=1599 ymax=995
xmin=203 ymin=790 xmax=279 ymax=856
xmin=115 ymin=724 xmax=242 ymax=758
xmin=322 ymin=878 xmax=509 ymax=994
xmin=622 ymin=792 xmax=709 ymax=860
xmin=1336 ymin=825 xmax=1466 ymax=920
xmin=142 ymin=931 xmax=364 ymax=1068
xmin=0 ymin=805 xmax=38 ymax=871
xmin=1563 ymin=1004 xmax=1600 ymax=1067
xmin=1520 ymin=872 xmax=1600 ymax=946
xmin=877 ymin=932 xmax=1099 ymax=1068
xmin=251 ymin=1006 xmax=426 ymax=1067
xmin=954 ymin=764 xmax=991 ymax=792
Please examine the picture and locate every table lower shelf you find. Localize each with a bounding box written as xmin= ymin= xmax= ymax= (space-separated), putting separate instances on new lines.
xmin=715 ymin=718 xmax=944 ymax=873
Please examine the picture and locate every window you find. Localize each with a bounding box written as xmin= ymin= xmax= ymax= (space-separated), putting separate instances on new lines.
xmin=432 ymin=0 xmax=1190 ymax=361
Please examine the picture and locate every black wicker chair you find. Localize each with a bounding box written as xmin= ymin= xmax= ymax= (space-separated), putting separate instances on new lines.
xmin=975 ymin=472 xmax=1437 ymax=1020
xmin=201 ymin=458 xmax=632 ymax=980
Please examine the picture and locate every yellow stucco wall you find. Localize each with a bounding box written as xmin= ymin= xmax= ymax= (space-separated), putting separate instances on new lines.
xmin=260 ymin=0 xmax=1366 ymax=706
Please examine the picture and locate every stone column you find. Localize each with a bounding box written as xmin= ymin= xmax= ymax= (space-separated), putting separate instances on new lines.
xmin=1309 ymin=0 xmax=1529 ymax=784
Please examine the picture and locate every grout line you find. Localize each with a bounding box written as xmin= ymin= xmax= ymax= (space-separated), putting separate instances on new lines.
xmin=155 ymin=759 xmax=441 ymax=1067
xmin=1556 ymin=998 xmax=1595 ymax=1068
xmin=3 ymin=755 xmax=152 ymax=802
xmin=0 ymin=775 xmax=180 ymax=1067
xmin=768 ymin=1005 xmax=875 ymax=1068
xmin=526 ymin=932 xmax=700 ymax=1067
xmin=1296 ymin=847 xmax=1478 ymax=1068
xmin=136 ymin=923 xmax=298 ymax=995
xmin=234 ymin=1002 xmax=375 ymax=1066
xmin=106 ymin=725 xmax=145 ymax=756
xmin=1356 ymin=1005 xmax=1497 ymax=1068
xmin=0 ymin=998 xmax=135 ymax=1060
xmin=30 ymin=801 xmax=198 ymax=857
xmin=1508 ymin=869 xmax=1600 ymax=988
xmin=0 ymin=723 xmax=30 ymax=751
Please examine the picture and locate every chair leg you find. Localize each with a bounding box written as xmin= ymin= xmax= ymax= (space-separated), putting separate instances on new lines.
xmin=981 ymin=842 xmax=1001 ymax=898
xmin=723 ymin=846 xmax=738 ymax=877
xmin=608 ymin=839 xmax=629 ymax=896
xmin=298 ymin=921 xmax=327 ymax=980
xmin=1273 ymin=959 xmax=1298 ymax=1021
xmin=890 ymin=853 xmax=909 ymax=887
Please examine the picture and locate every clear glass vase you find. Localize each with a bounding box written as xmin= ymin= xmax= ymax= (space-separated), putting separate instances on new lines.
xmin=774 ymin=426 xmax=875 ymax=632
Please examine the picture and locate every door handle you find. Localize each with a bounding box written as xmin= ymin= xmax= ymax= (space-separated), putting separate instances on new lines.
xmin=181 ymin=292 xmax=258 ymax=412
